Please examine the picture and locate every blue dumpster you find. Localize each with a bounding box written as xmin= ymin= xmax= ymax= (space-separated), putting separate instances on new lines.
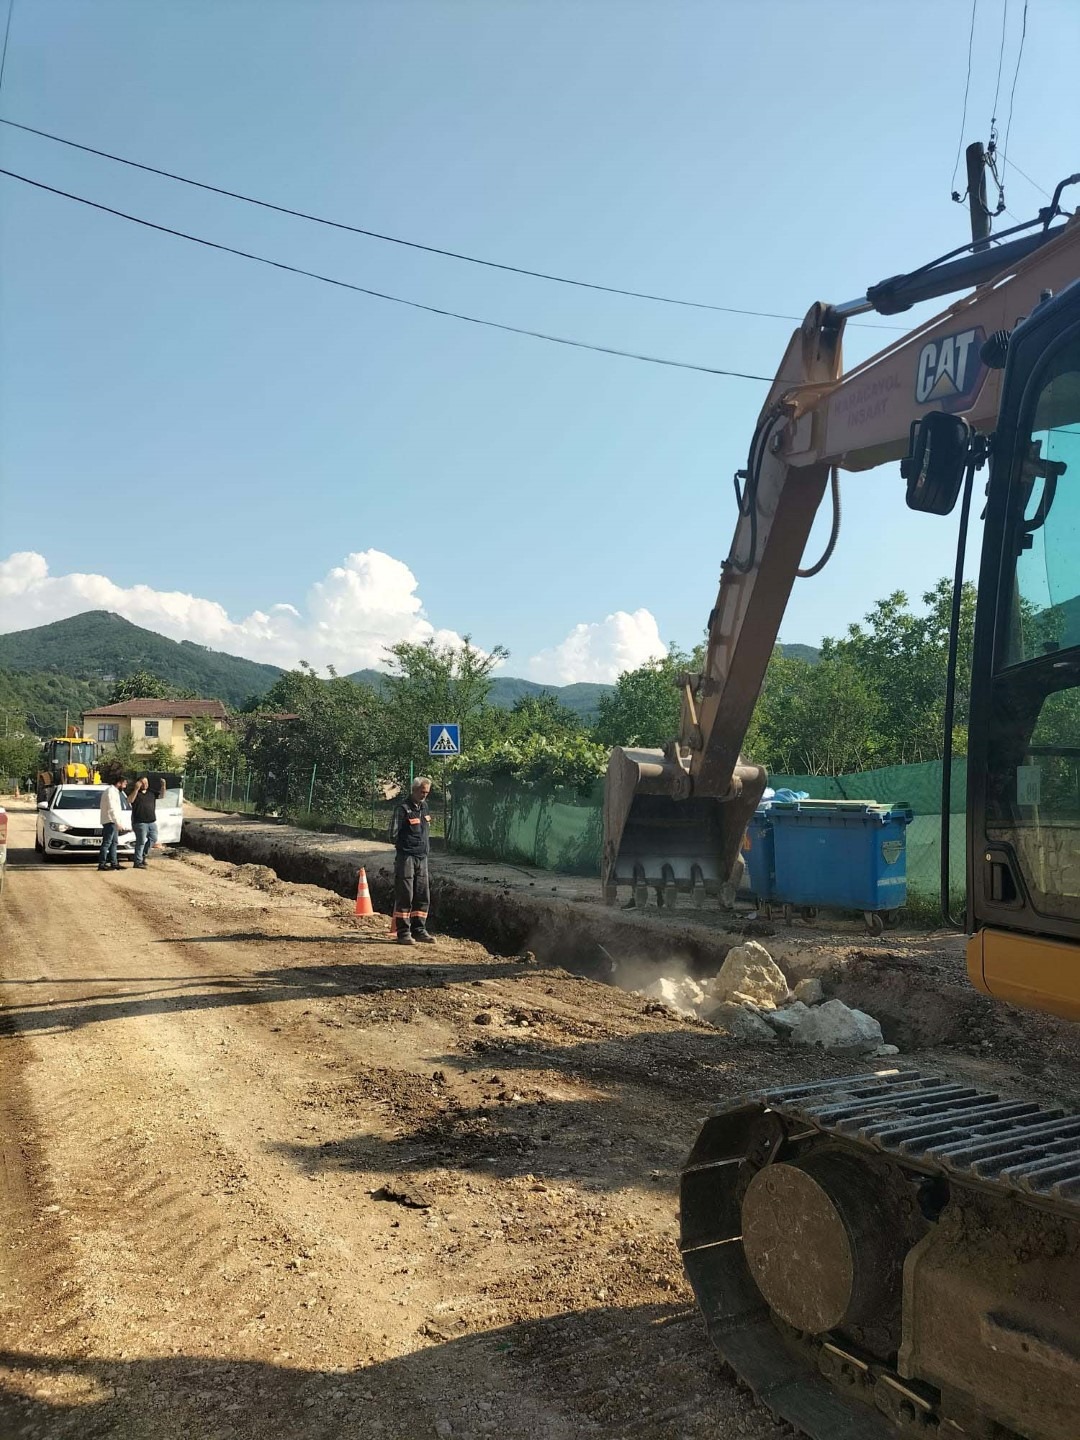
xmin=741 ymin=811 xmax=775 ymax=901
xmin=769 ymin=800 xmax=913 ymax=929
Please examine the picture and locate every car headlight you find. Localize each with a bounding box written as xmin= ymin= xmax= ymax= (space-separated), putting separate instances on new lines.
xmin=48 ymin=820 xmax=71 ymax=833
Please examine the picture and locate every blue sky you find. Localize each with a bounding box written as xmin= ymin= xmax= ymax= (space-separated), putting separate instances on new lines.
xmin=1 ymin=0 xmax=1078 ymax=681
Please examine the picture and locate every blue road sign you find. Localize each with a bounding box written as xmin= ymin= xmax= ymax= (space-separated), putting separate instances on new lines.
xmin=428 ymin=723 xmax=461 ymax=756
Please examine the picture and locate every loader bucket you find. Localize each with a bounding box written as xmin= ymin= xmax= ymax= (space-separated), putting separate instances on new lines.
xmin=602 ymin=746 xmax=767 ymax=907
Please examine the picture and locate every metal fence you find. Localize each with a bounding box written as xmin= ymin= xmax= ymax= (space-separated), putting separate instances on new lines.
xmin=183 ymin=765 xmax=449 ymax=838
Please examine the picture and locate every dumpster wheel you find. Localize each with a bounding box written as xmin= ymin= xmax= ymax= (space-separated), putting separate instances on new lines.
xmin=680 ymin=1071 xmax=1080 ymax=1440
xmin=863 ymin=910 xmax=885 ymax=936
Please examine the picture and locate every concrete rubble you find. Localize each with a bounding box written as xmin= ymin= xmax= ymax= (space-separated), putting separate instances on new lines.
xmin=639 ymin=975 xmax=706 ymax=1020
xmin=635 ymin=940 xmax=897 ymax=1055
xmin=705 ymin=941 xmax=790 ymax=1010
xmin=791 ymin=998 xmax=884 ymax=1054
xmin=706 ymin=1002 xmax=778 ymax=1044
xmin=792 ymin=977 xmax=824 ymax=1006
xmin=762 ymin=1001 xmax=812 ymax=1038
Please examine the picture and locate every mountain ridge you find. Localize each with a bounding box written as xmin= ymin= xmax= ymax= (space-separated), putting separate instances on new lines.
xmin=0 ymin=611 xmax=821 ymax=732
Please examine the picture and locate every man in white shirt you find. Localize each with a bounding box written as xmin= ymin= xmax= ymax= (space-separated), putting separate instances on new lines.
xmin=98 ymin=777 xmax=130 ymax=871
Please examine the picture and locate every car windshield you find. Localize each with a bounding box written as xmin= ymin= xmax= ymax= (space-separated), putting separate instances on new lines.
xmin=56 ymin=790 xmax=130 ymax=810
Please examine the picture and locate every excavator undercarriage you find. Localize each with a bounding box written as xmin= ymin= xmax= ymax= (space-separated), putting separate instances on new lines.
xmin=681 ymin=1071 xmax=1080 ymax=1440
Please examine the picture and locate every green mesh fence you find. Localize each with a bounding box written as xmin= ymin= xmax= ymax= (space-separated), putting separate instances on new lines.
xmin=448 ymin=777 xmax=604 ymax=876
xmin=449 ymin=759 xmax=966 ymax=902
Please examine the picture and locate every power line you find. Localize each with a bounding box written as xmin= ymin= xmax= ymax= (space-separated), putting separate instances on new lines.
xmin=990 ymin=0 xmax=1010 ymax=130
xmin=950 ymin=0 xmax=979 ymax=197
xmin=0 ymin=167 xmax=776 ymax=380
xmin=1005 ymin=153 xmax=1050 ymax=200
xmin=0 ymin=0 xmax=14 ymax=98
xmin=1001 ymin=0 xmax=1029 ymax=177
xmin=0 ymin=114 xmax=907 ymax=332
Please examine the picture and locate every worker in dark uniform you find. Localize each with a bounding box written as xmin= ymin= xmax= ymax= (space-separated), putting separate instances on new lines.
xmin=389 ymin=777 xmax=436 ymax=946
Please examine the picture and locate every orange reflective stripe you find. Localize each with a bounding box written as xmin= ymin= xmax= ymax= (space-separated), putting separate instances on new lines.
xmin=410 ymin=910 xmax=428 ymax=918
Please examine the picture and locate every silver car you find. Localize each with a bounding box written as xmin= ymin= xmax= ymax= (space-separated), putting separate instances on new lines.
xmin=35 ymin=784 xmax=136 ymax=861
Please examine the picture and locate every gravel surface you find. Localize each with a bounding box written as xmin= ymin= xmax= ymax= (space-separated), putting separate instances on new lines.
xmin=2 ymin=801 xmax=1077 ymax=1439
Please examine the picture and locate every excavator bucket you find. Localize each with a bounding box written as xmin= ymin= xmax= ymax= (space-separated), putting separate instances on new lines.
xmin=602 ymin=746 xmax=767 ymax=907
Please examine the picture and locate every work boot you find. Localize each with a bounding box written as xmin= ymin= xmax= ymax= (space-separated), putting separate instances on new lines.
xmin=411 ymin=927 xmax=436 ymax=945
xmin=397 ymin=930 xmax=416 ymax=946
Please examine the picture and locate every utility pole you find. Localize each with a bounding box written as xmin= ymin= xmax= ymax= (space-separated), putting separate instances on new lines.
xmin=965 ymin=141 xmax=990 ymax=252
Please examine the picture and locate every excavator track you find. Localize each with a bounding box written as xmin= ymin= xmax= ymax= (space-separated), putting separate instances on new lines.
xmin=680 ymin=1069 xmax=1080 ymax=1440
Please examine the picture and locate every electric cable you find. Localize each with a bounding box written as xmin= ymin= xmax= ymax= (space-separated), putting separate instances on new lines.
xmin=0 ymin=0 xmax=14 ymax=98
xmin=0 ymin=115 xmax=908 ymax=331
xmin=950 ymin=0 xmax=979 ymax=199
xmin=1001 ymin=0 xmax=1030 ymax=178
xmin=0 ymin=167 xmax=774 ymax=379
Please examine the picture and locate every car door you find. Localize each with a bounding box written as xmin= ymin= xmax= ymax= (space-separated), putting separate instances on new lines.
xmin=155 ymin=782 xmax=184 ymax=845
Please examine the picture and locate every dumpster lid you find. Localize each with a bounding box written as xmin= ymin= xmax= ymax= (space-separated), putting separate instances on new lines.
xmin=764 ymin=798 xmax=913 ymax=823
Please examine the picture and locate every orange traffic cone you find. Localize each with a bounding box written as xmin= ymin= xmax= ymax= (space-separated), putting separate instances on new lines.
xmin=354 ymin=867 xmax=374 ymax=917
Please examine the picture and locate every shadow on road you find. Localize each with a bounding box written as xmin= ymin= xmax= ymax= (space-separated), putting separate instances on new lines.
xmin=0 ymin=1300 xmax=752 ymax=1440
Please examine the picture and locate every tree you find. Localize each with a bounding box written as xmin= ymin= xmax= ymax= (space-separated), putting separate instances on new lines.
xmin=591 ymin=644 xmax=703 ymax=749
xmin=381 ymin=637 xmax=509 ymax=784
xmin=483 ymin=692 xmax=585 ymax=745
xmin=243 ymin=664 xmax=385 ymax=819
xmin=744 ymin=651 xmax=880 ymax=775
xmin=144 ymin=741 xmax=183 ymax=772
xmin=108 ymin=670 xmax=181 ymax=704
xmin=0 ymin=732 xmax=41 ymax=784
xmin=184 ymin=716 xmax=243 ymax=778
xmin=820 ymin=581 xmax=976 ymax=764
xmin=740 ymin=581 xmax=978 ymax=776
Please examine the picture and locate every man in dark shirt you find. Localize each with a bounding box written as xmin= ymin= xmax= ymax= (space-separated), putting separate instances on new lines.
xmin=130 ymin=775 xmax=165 ymax=869
xmin=388 ymin=777 xmax=436 ymax=946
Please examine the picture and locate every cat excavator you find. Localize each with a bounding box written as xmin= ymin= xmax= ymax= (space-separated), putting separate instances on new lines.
xmin=603 ymin=182 xmax=1080 ymax=1439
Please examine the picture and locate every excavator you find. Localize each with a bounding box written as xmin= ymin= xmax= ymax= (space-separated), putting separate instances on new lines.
xmin=603 ymin=181 xmax=1080 ymax=1440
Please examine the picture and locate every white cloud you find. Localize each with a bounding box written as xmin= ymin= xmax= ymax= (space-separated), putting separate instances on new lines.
xmin=525 ymin=608 xmax=666 ymax=685
xmin=0 ymin=551 xmax=667 ymax=685
xmin=0 ymin=549 xmax=467 ymax=673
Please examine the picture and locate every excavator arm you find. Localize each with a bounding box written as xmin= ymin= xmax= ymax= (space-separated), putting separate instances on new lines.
xmin=603 ymin=208 xmax=1080 ymax=906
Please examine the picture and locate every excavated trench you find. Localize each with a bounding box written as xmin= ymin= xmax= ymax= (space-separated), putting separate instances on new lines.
xmin=180 ymin=818 xmax=1075 ymax=1075
xmin=180 ymin=818 xmax=743 ymax=982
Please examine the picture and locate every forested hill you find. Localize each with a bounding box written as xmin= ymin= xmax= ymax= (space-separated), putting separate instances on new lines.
xmin=0 ymin=612 xmax=284 ymax=708
xmin=0 ymin=611 xmax=819 ymax=732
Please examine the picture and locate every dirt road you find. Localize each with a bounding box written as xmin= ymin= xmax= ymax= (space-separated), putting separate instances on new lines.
xmin=2 ymin=803 xmax=1077 ymax=1440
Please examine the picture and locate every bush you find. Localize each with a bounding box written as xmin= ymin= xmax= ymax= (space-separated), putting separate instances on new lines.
xmin=455 ymin=733 xmax=608 ymax=793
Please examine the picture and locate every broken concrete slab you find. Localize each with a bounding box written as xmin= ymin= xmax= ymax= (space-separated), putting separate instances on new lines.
xmin=793 ymin=977 xmax=825 ymax=1006
xmin=763 ymin=1001 xmax=812 ymax=1038
xmin=706 ymin=941 xmax=789 ymax=1010
xmin=639 ymin=975 xmax=706 ymax=1020
xmin=705 ymin=1001 xmax=778 ymax=1043
xmin=792 ymin=998 xmax=884 ymax=1054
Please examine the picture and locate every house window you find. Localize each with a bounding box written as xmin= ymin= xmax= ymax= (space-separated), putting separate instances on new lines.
xmin=144 ymin=720 xmax=159 ymax=738
xmin=97 ymin=724 xmax=119 ymax=744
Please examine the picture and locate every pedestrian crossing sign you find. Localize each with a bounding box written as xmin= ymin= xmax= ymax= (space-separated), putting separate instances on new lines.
xmin=428 ymin=723 xmax=461 ymax=756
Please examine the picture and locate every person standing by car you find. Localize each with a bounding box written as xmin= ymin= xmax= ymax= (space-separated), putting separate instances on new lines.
xmin=98 ymin=776 xmax=131 ymax=871
xmin=388 ymin=776 xmax=436 ymax=946
xmin=130 ymin=775 xmax=164 ymax=869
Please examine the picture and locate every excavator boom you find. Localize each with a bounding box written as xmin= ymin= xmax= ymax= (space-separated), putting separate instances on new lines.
xmin=603 ymin=210 xmax=1080 ymax=908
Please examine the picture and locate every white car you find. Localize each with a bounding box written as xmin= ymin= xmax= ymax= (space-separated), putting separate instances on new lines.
xmin=36 ymin=784 xmax=137 ymax=861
